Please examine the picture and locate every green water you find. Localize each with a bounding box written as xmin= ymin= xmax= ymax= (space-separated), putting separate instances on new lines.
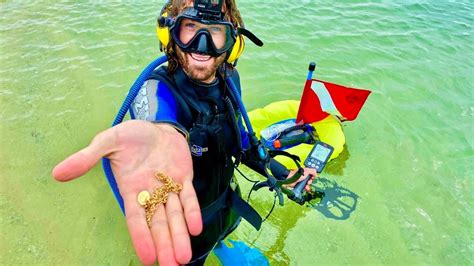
xmin=1 ymin=1 xmax=472 ymax=265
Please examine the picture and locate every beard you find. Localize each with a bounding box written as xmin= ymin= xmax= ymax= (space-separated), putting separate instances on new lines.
xmin=175 ymin=46 xmax=227 ymax=83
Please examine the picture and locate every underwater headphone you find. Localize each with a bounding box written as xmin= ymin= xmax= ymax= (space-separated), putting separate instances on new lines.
xmin=155 ymin=2 xmax=247 ymax=64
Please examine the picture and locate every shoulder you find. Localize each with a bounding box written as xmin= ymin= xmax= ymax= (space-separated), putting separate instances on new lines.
xmin=148 ymin=66 xmax=173 ymax=84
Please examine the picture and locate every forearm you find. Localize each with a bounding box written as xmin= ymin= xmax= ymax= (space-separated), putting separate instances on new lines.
xmin=242 ymin=155 xmax=290 ymax=180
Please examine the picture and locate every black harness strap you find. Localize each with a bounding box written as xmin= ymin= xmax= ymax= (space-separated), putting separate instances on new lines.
xmin=201 ymin=186 xmax=262 ymax=230
xmin=225 ymin=96 xmax=242 ymax=165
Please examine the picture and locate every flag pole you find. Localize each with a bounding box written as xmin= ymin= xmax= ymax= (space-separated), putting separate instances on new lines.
xmin=307 ymin=62 xmax=316 ymax=80
xmin=297 ymin=62 xmax=317 ymax=124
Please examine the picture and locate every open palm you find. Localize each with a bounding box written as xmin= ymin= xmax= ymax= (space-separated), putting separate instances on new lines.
xmin=52 ymin=120 xmax=202 ymax=265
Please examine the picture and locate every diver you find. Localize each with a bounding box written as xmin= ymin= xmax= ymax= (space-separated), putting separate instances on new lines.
xmin=52 ymin=0 xmax=317 ymax=265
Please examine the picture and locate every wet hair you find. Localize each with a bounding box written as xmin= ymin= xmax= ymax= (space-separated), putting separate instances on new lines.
xmin=159 ymin=0 xmax=244 ymax=74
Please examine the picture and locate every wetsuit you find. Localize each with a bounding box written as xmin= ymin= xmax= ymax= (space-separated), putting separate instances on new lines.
xmin=130 ymin=66 xmax=289 ymax=263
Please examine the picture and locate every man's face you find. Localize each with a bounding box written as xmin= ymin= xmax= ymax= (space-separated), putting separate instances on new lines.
xmin=175 ymin=45 xmax=226 ymax=84
xmin=174 ymin=1 xmax=228 ymax=83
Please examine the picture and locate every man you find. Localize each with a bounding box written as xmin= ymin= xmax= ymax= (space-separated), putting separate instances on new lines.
xmin=53 ymin=0 xmax=316 ymax=265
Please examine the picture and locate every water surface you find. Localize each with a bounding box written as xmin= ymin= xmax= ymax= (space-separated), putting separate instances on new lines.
xmin=1 ymin=1 xmax=472 ymax=265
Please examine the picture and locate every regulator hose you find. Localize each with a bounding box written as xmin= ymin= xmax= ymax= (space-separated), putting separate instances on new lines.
xmin=102 ymin=55 xmax=257 ymax=215
xmin=225 ymin=77 xmax=254 ymax=135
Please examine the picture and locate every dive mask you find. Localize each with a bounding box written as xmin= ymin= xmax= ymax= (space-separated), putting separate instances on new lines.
xmin=169 ymin=7 xmax=237 ymax=57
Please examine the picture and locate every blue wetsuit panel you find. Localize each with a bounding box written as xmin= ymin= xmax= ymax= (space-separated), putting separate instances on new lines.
xmin=155 ymin=81 xmax=178 ymax=123
xmin=129 ymin=79 xmax=178 ymax=124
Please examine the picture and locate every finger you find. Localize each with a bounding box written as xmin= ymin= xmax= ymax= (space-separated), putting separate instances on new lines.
xmin=166 ymin=193 xmax=192 ymax=264
xmin=297 ymin=174 xmax=308 ymax=183
xmin=123 ymin=192 xmax=157 ymax=265
xmin=305 ymin=170 xmax=317 ymax=191
xmin=180 ymin=180 xmax=203 ymax=236
xmin=52 ymin=130 xmax=117 ymax=181
xmin=309 ymin=169 xmax=318 ymax=178
xmin=151 ymin=204 xmax=179 ymax=266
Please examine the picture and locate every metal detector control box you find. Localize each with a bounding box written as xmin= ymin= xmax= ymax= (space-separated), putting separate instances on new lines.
xmin=304 ymin=141 xmax=334 ymax=173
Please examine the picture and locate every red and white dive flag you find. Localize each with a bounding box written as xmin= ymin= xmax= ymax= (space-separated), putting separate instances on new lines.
xmin=296 ymin=79 xmax=371 ymax=123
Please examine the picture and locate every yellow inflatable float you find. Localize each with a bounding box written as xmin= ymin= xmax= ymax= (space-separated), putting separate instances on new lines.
xmin=248 ymin=100 xmax=345 ymax=168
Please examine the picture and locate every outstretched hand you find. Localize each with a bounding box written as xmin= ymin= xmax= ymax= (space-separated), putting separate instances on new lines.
xmin=52 ymin=120 xmax=202 ymax=265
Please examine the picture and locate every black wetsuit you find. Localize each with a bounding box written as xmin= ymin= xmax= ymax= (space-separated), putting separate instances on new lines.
xmin=130 ymin=66 xmax=288 ymax=263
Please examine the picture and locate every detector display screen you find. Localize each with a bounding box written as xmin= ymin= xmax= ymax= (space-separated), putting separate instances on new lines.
xmin=310 ymin=144 xmax=332 ymax=161
xmin=304 ymin=141 xmax=334 ymax=173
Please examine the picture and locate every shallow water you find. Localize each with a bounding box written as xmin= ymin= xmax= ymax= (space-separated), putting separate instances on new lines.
xmin=1 ymin=1 xmax=472 ymax=265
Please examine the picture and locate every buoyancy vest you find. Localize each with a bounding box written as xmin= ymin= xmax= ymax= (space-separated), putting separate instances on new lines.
xmin=147 ymin=66 xmax=261 ymax=259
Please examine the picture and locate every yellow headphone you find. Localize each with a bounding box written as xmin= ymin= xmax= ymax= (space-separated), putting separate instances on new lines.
xmin=156 ymin=11 xmax=246 ymax=64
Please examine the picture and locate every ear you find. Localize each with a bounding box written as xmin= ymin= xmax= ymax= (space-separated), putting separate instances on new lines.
xmin=226 ymin=34 xmax=245 ymax=63
xmin=157 ymin=10 xmax=175 ymax=51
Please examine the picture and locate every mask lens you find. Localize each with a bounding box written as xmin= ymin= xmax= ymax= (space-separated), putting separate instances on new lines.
xmin=177 ymin=18 xmax=232 ymax=51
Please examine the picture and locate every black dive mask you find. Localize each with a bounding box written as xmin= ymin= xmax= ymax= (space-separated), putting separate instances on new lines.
xmin=169 ymin=7 xmax=237 ymax=57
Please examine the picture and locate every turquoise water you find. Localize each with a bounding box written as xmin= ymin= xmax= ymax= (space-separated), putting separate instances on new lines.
xmin=1 ymin=1 xmax=472 ymax=265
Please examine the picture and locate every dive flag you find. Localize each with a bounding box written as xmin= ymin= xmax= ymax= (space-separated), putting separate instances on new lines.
xmin=296 ymin=79 xmax=371 ymax=123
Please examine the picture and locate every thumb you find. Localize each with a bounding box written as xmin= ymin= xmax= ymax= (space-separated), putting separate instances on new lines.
xmin=52 ymin=130 xmax=116 ymax=182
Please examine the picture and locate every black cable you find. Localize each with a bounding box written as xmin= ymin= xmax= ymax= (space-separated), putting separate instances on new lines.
xmin=247 ymin=182 xmax=257 ymax=202
xmin=262 ymin=193 xmax=277 ymax=223
xmin=234 ymin=166 xmax=259 ymax=183
xmin=234 ymin=166 xmax=258 ymax=203
xmin=234 ymin=165 xmax=277 ymax=222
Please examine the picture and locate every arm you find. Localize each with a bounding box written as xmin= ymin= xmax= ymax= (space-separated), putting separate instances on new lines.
xmin=239 ymin=123 xmax=316 ymax=190
xmin=130 ymin=79 xmax=188 ymax=138
xmin=241 ymin=154 xmax=290 ymax=180
xmin=229 ymin=69 xmax=316 ymax=188
xmin=236 ymin=103 xmax=316 ymax=188
xmin=53 ymin=79 xmax=201 ymax=266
